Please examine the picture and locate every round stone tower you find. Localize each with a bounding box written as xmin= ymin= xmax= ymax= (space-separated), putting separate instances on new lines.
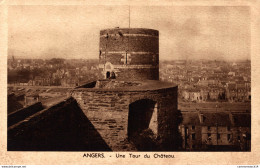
xmin=72 ymin=28 xmax=179 ymax=151
xmin=99 ymin=28 xmax=159 ymax=80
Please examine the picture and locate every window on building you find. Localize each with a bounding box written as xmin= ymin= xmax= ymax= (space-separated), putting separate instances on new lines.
xmin=192 ymin=126 xmax=195 ymax=130
xmin=207 ymin=134 xmax=212 ymax=141
xmin=192 ymin=133 xmax=196 ymax=140
xmin=227 ymin=126 xmax=231 ymax=131
xmin=227 ymin=134 xmax=231 ymax=141
xmin=208 ymin=126 xmax=211 ymax=131
xmin=217 ymin=133 xmax=220 ymax=139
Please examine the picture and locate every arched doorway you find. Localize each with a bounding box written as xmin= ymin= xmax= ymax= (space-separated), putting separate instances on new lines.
xmin=128 ymin=99 xmax=158 ymax=150
xmin=106 ymin=71 xmax=110 ymax=79
xmin=104 ymin=62 xmax=114 ymax=79
xmin=128 ymin=99 xmax=157 ymax=138
xmin=106 ymin=71 xmax=116 ymax=79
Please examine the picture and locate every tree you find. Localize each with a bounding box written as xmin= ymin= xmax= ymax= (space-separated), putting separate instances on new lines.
xmin=17 ymin=69 xmax=31 ymax=82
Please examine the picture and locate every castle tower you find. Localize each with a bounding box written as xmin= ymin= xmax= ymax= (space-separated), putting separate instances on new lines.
xmin=99 ymin=28 xmax=159 ymax=80
xmin=72 ymin=28 xmax=179 ymax=151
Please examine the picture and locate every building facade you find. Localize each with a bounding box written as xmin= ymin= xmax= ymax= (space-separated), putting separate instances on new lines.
xmin=180 ymin=112 xmax=251 ymax=151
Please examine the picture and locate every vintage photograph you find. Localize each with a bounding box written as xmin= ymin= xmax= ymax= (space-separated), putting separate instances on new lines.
xmin=7 ymin=5 xmax=251 ymax=152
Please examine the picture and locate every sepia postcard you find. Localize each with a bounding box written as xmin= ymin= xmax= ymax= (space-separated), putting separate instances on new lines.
xmin=0 ymin=0 xmax=260 ymax=165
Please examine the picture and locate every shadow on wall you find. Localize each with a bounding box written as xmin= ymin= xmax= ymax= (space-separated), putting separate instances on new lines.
xmin=8 ymin=102 xmax=44 ymax=127
xmin=130 ymin=111 xmax=183 ymax=151
xmin=8 ymin=97 xmax=111 ymax=151
xmin=127 ymin=99 xmax=183 ymax=151
xmin=128 ymin=99 xmax=156 ymax=138
xmin=127 ymin=99 xmax=159 ymax=151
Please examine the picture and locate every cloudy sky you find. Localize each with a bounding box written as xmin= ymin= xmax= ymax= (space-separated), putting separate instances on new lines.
xmin=8 ymin=6 xmax=250 ymax=60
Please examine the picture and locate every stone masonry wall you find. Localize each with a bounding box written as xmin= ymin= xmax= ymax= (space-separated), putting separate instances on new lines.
xmin=72 ymin=86 xmax=178 ymax=151
xmin=99 ymin=28 xmax=159 ymax=81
